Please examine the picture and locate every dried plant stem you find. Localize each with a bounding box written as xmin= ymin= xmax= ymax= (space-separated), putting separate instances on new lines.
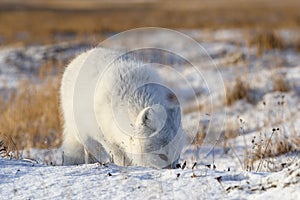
xmin=256 ymin=130 xmax=275 ymax=172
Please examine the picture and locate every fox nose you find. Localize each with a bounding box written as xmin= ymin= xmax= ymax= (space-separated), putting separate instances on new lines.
xmin=162 ymin=158 xmax=179 ymax=169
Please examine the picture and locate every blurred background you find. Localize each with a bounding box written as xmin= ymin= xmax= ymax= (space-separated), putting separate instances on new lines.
xmin=1 ymin=0 xmax=300 ymax=45
xmin=0 ymin=0 xmax=299 ymax=167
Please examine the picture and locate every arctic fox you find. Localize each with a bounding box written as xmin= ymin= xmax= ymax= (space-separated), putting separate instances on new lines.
xmin=60 ymin=47 xmax=185 ymax=168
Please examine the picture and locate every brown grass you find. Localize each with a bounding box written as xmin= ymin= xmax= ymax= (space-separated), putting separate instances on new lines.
xmin=1 ymin=0 xmax=300 ymax=45
xmin=223 ymin=120 xmax=239 ymax=140
xmin=191 ymin=129 xmax=206 ymax=146
xmin=272 ymin=75 xmax=290 ymax=92
xmin=225 ymin=78 xmax=251 ymax=106
xmin=221 ymin=120 xmax=240 ymax=155
xmin=245 ymin=128 xmax=299 ymax=172
xmin=248 ymin=30 xmax=284 ymax=56
xmin=225 ymin=73 xmax=289 ymax=106
xmin=242 ymin=95 xmax=298 ymax=171
xmin=0 ymin=77 xmax=62 ymax=151
xmin=296 ymin=39 xmax=300 ymax=52
xmin=226 ymin=122 xmax=300 ymax=172
xmin=0 ymin=132 xmax=19 ymax=159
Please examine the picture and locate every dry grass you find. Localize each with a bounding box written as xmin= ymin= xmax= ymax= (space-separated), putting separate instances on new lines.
xmin=296 ymin=39 xmax=300 ymax=52
xmin=272 ymin=75 xmax=290 ymax=92
xmin=248 ymin=30 xmax=284 ymax=56
xmin=0 ymin=132 xmax=19 ymax=159
xmin=225 ymin=119 xmax=300 ymax=172
xmin=225 ymin=73 xmax=290 ymax=106
xmin=225 ymin=78 xmax=251 ymax=106
xmin=0 ymin=77 xmax=62 ymax=151
xmin=1 ymin=0 xmax=300 ymax=45
xmin=245 ymin=128 xmax=299 ymax=172
xmin=223 ymin=91 xmax=300 ymax=172
xmin=243 ymin=95 xmax=298 ymax=171
xmin=0 ymin=58 xmax=64 ymax=151
xmin=191 ymin=129 xmax=206 ymax=147
xmin=223 ymin=120 xmax=239 ymax=149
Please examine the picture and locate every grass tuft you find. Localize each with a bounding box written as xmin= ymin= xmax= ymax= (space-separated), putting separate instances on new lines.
xmin=225 ymin=78 xmax=250 ymax=106
xmin=272 ymin=75 xmax=290 ymax=92
xmin=0 ymin=78 xmax=62 ymax=151
xmin=0 ymin=132 xmax=19 ymax=159
xmin=248 ymin=30 xmax=284 ymax=56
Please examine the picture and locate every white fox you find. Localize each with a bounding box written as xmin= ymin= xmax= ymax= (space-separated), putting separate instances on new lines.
xmin=60 ymin=47 xmax=185 ymax=168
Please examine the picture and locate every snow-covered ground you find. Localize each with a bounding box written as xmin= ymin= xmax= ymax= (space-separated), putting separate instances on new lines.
xmin=0 ymin=28 xmax=299 ymax=199
xmin=0 ymin=158 xmax=299 ymax=199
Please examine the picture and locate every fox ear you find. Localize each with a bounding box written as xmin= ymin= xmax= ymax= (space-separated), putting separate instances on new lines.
xmin=135 ymin=104 xmax=167 ymax=133
xmin=136 ymin=107 xmax=152 ymax=127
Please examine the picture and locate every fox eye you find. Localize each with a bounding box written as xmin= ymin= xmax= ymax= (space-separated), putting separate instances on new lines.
xmin=144 ymin=114 xmax=148 ymax=120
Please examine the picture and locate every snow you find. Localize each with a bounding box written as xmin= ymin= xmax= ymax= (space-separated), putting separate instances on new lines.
xmin=0 ymin=28 xmax=300 ymax=199
xmin=1 ymin=158 xmax=299 ymax=199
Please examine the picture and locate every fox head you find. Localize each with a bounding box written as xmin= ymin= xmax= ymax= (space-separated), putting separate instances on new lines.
xmin=132 ymin=104 xmax=184 ymax=168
